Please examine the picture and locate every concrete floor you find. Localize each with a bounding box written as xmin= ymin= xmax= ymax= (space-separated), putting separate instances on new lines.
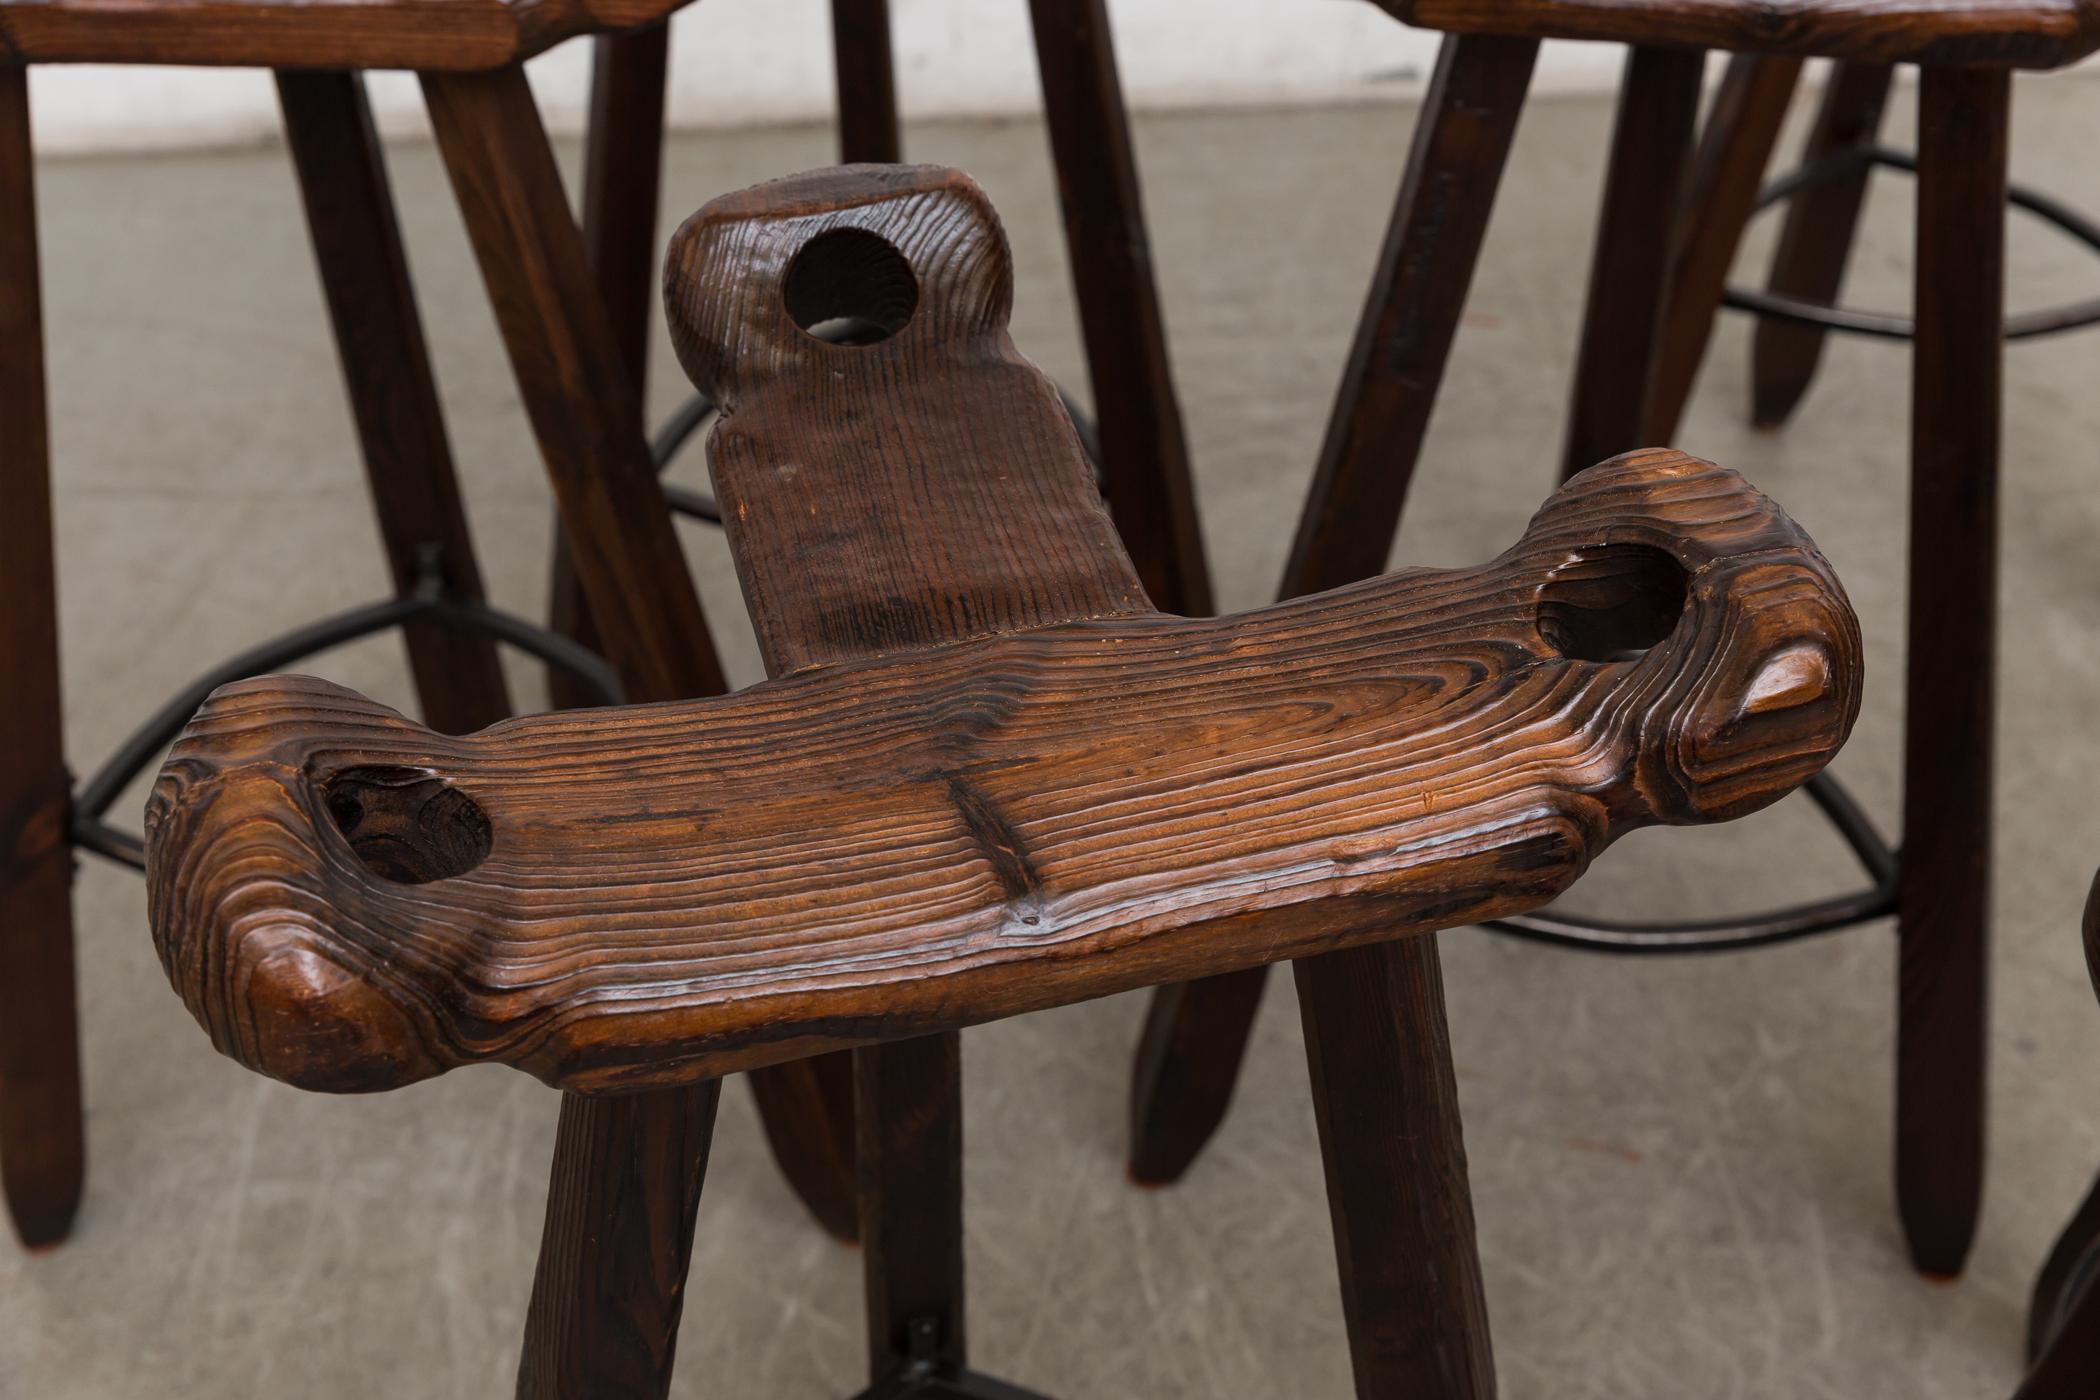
xmin=7 ymin=68 xmax=2100 ymax=1400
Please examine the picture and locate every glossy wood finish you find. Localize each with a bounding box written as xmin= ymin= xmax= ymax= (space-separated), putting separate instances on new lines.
xmin=1752 ymin=62 xmax=1895 ymax=427
xmin=1896 ymin=63 xmax=2007 ymax=1279
xmin=1560 ymin=44 xmax=1706 ymax=481
xmin=0 ymin=64 xmax=85 ymax=1251
xmin=1299 ymin=935 xmax=1492 ymax=1397
xmin=144 ymin=304 xmax=1865 ymax=1096
xmin=1130 ymin=31 xmax=1541 ymax=1190
xmin=1375 ymin=0 xmax=2100 ymax=68
xmin=544 ymin=22 xmax=671 ymax=714
xmin=831 ymin=0 xmax=901 ymax=165
xmin=277 ymin=70 xmax=512 ymax=736
xmin=0 ymin=0 xmax=696 ymax=73
xmin=1027 ymin=0 xmax=1213 ymax=616
xmin=419 ymin=66 xmax=727 ymax=1398
xmin=1645 ymin=53 xmax=1806 ymax=442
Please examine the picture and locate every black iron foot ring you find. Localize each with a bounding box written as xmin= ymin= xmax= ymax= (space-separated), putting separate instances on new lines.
xmin=70 ymin=560 xmax=622 ymax=871
xmin=1721 ymin=143 xmax=2100 ymax=341
xmin=1483 ymin=770 xmax=1899 ymax=954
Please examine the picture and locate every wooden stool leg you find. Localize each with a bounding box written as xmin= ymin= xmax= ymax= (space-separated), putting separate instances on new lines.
xmin=518 ymin=1084 xmax=723 ymax=1400
xmin=545 ymin=23 xmax=672 ymax=713
xmin=1751 ymin=61 xmax=1894 ymax=427
xmin=857 ymin=1034 xmax=965 ymax=1382
xmin=0 ymin=65 xmax=86 ymax=1252
xmin=831 ymin=0 xmax=901 ymax=164
xmin=1298 ymin=937 xmax=1494 ymax=1399
xmin=1896 ymin=63 xmax=2007 ymax=1280
xmin=2029 ymin=1168 xmax=2100 ymax=1366
xmin=1027 ymin=0 xmax=1213 ymax=616
xmin=1128 ymin=34 xmax=1538 ymax=1187
xmin=1561 ymin=44 xmax=1706 ymax=480
xmin=1644 ymin=55 xmax=1805 ymax=443
xmin=275 ymin=70 xmax=511 ymax=735
xmin=420 ymin=67 xmax=727 ymax=1396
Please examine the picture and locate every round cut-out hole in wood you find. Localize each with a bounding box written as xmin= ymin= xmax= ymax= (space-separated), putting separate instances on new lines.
xmin=1536 ymin=543 xmax=1689 ymax=662
xmin=783 ymin=227 xmax=919 ymax=345
xmin=323 ymin=765 xmax=492 ymax=884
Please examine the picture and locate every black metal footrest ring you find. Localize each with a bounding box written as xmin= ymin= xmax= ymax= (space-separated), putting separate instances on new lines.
xmin=1483 ymin=770 xmax=1898 ymax=954
xmin=1720 ymin=143 xmax=2100 ymax=343
xmin=70 ymin=568 xmax=622 ymax=872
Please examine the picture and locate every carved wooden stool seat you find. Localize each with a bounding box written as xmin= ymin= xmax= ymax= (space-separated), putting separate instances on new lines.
xmin=141 ymin=164 xmax=1865 ymax=1397
xmin=1125 ymin=0 xmax=2091 ymax=1286
xmin=2 ymin=0 xmax=1225 ymax=1270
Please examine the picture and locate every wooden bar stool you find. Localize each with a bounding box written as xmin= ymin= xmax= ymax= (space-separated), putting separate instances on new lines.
xmin=543 ymin=0 xmax=1217 ymax=1251
xmin=1127 ymin=0 xmax=2100 ymax=1282
xmin=0 ymin=15 xmax=758 ymax=1399
xmin=140 ymin=163 xmax=1864 ymax=1398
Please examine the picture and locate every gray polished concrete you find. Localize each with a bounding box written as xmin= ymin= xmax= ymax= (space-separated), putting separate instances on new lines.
xmin=6 ymin=69 xmax=2100 ymax=1398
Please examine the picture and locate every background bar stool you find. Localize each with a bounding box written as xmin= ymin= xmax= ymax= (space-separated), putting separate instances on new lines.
xmin=0 ymin=5 xmax=758 ymax=1392
xmin=139 ymin=163 xmax=1866 ymax=1400
xmin=1127 ymin=0 xmax=2100 ymax=1281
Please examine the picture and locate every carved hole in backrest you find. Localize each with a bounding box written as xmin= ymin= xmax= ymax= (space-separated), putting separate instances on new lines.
xmin=783 ymin=227 xmax=918 ymax=345
xmin=1536 ymin=544 xmax=1689 ymax=663
xmin=322 ymin=766 xmax=492 ymax=885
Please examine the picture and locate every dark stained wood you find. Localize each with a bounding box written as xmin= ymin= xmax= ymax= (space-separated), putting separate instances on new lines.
xmin=420 ymin=66 xmax=724 ymax=705
xmin=1896 ymin=63 xmax=2008 ymax=1280
xmin=516 ymin=1081 xmax=721 ymax=1400
xmin=1027 ymin=0 xmax=1213 ymax=616
xmin=857 ymin=1033 xmax=965 ymax=1380
xmin=831 ymin=0 xmax=901 ymax=165
xmin=276 ymin=69 xmax=512 ymax=736
xmin=2014 ymin=872 xmax=2100 ymax=1397
xmin=1373 ymin=0 xmax=2100 ymax=68
xmin=1751 ymin=62 xmax=1895 ymax=427
xmin=140 ymin=169 xmax=1865 ymax=1400
xmin=1560 ymin=43 xmax=1707 ymax=481
xmin=1645 ymin=53 xmax=1806 ymax=443
xmin=419 ymin=65 xmax=727 ymax=1399
xmin=1298 ymin=934 xmax=1492 ymax=1398
xmin=0 ymin=0 xmax=706 ymax=74
xmin=0 ymin=63 xmax=85 ymax=1251
xmin=145 ymin=156 xmax=1864 ymax=1087
xmin=545 ymin=22 xmax=671 ymax=714
xmin=1130 ymin=32 xmax=1540 ymax=1190
xmin=1278 ymin=32 xmax=1540 ymax=598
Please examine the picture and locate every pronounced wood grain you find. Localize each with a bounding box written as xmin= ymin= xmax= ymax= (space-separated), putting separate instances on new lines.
xmin=1380 ymin=0 xmax=2100 ymax=68
xmin=0 ymin=0 xmax=695 ymax=72
xmin=146 ymin=444 xmax=1862 ymax=1093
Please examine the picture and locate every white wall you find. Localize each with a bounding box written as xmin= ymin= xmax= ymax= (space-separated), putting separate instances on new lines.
xmin=25 ymin=0 xmax=1637 ymax=154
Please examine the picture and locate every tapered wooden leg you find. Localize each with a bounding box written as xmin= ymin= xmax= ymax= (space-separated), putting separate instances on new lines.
xmin=1751 ymin=62 xmax=1894 ymax=427
xmin=832 ymin=0 xmax=901 ymax=164
xmin=1896 ymin=64 xmax=2007 ymax=1280
xmin=546 ymin=23 xmax=671 ymax=712
xmin=1644 ymin=55 xmax=1805 ymax=443
xmin=0 ymin=65 xmax=85 ymax=1252
xmin=1297 ymin=937 xmax=1494 ymax=1398
xmin=421 ymin=67 xmax=727 ymax=1397
xmin=1027 ymin=0 xmax=1212 ymax=616
xmin=857 ymin=1034 xmax=964 ymax=1382
xmin=276 ymin=70 xmax=511 ymax=736
xmin=1561 ymin=44 xmax=1706 ymax=481
xmin=517 ymin=1083 xmax=723 ymax=1400
xmin=1128 ymin=34 xmax=1537 ymax=1187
